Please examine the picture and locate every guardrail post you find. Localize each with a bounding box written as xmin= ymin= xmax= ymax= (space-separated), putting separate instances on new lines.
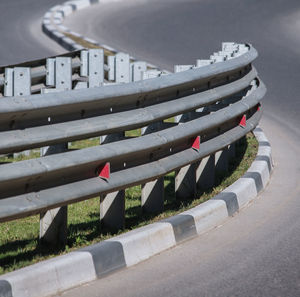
xmin=4 ymin=67 xmax=31 ymax=97
xmin=116 ymin=53 xmax=130 ymax=83
xmin=215 ymin=147 xmax=229 ymax=175
xmin=4 ymin=67 xmax=31 ymax=157
xmin=196 ymin=155 xmax=215 ymax=191
xmin=173 ymin=66 xmax=197 ymax=200
xmin=100 ymin=189 xmax=125 ymax=231
xmin=107 ymin=53 xmax=131 ymax=83
xmin=141 ymin=122 xmax=164 ymax=214
xmin=131 ymin=61 xmax=147 ymax=82
xmin=80 ymin=49 xmax=104 ymax=88
xmin=55 ymin=57 xmax=72 ymax=90
xmin=39 ymin=57 xmax=72 ymax=246
xmin=174 ymin=114 xmax=196 ymax=200
xmin=192 ymin=103 xmax=214 ymax=192
xmin=100 ymin=133 xmax=125 ymax=230
xmin=175 ymin=163 xmax=197 ymax=200
xmin=40 ymin=207 xmax=67 ymax=247
xmin=228 ymin=143 xmax=236 ymax=159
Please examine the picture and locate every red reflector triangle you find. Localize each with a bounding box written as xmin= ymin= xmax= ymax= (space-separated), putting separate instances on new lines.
xmin=192 ymin=136 xmax=200 ymax=151
xmin=257 ymin=104 xmax=261 ymax=111
xmin=239 ymin=115 xmax=246 ymax=128
xmin=98 ymin=162 xmax=110 ymax=180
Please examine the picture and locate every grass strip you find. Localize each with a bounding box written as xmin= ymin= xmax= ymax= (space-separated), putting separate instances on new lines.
xmin=63 ymin=32 xmax=114 ymax=56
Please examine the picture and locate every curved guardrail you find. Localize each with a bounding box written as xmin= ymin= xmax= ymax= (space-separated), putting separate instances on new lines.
xmin=0 ymin=42 xmax=265 ymax=247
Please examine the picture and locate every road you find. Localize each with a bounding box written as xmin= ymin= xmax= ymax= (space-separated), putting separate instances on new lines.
xmin=1 ymin=0 xmax=299 ymax=296
xmin=0 ymin=0 xmax=65 ymax=66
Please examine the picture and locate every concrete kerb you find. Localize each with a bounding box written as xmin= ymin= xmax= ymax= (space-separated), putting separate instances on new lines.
xmin=0 ymin=127 xmax=273 ymax=297
xmin=42 ymin=0 xmax=106 ymax=51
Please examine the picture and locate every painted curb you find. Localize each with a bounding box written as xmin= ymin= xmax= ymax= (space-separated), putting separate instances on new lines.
xmin=0 ymin=127 xmax=273 ymax=297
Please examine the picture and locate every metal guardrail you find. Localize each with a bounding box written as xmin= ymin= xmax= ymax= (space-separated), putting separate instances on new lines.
xmin=0 ymin=50 xmax=159 ymax=97
xmin=0 ymin=42 xmax=265 ymax=245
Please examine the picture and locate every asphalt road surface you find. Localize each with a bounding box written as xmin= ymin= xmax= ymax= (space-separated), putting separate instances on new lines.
xmin=0 ymin=0 xmax=65 ymax=66
xmin=1 ymin=0 xmax=299 ymax=296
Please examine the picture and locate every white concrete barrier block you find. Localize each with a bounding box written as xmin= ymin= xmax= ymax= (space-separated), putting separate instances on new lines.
xmin=61 ymin=5 xmax=74 ymax=16
xmin=58 ymin=25 xmax=69 ymax=32
xmin=54 ymin=252 xmax=97 ymax=291
xmin=72 ymin=0 xmax=91 ymax=10
xmin=249 ymin=161 xmax=271 ymax=188
xmin=225 ymin=177 xmax=257 ymax=207
xmin=44 ymin=12 xmax=52 ymax=19
xmin=114 ymin=223 xmax=176 ymax=267
xmin=257 ymin=146 xmax=272 ymax=157
xmin=186 ymin=200 xmax=228 ymax=235
xmin=42 ymin=19 xmax=51 ymax=25
xmin=50 ymin=5 xmax=63 ymax=12
xmin=53 ymin=19 xmax=62 ymax=25
xmin=4 ymin=263 xmax=60 ymax=297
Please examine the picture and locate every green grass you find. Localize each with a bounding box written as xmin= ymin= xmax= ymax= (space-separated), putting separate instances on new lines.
xmin=63 ymin=32 xmax=114 ymax=55
xmin=0 ymin=150 xmax=40 ymax=163
xmin=69 ymin=137 xmax=100 ymax=149
xmin=0 ymin=133 xmax=258 ymax=275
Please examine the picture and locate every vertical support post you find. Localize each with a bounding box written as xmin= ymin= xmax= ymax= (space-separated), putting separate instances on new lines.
xmin=13 ymin=68 xmax=31 ymax=97
xmin=40 ymin=57 xmax=72 ymax=246
xmin=100 ymin=190 xmax=125 ymax=231
xmin=196 ymin=155 xmax=215 ymax=191
xmin=215 ymin=147 xmax=229 ymax=175
xmin=4 ymin=67 xmax=31 ymax=97
xmin=141 ymin=179 xmax=164 ymax=214
xmin=132 ymin=61 xmax=147 ymax=82
xmin=80 ymin=49 xmax=104 ymax=87
xmin=115 ymin=53 xmax=130 ymax=83
xmin=174 ymin=112 xmax=196 ymax=200
xmin=193 ymin=106 xmax=214 ymax=193
xmin=141 ymin=122 xmax=164 ymax=214
xmin=100 ymin=132 xmax=125 ymax=230
xmin=88 ymin=49 xmax=104 ymax=88
xmin=175 ymin=163 xmax=197 ymax=200
xmin=40 ymin=206 xmax=67 ymax=246
xmin=55 ymin=57 xmax=72 ymax=90
xmin=172 ymin=62 xmax=198 ymax=200
xmin=228 ymin=143 xmax=236 ymax=159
